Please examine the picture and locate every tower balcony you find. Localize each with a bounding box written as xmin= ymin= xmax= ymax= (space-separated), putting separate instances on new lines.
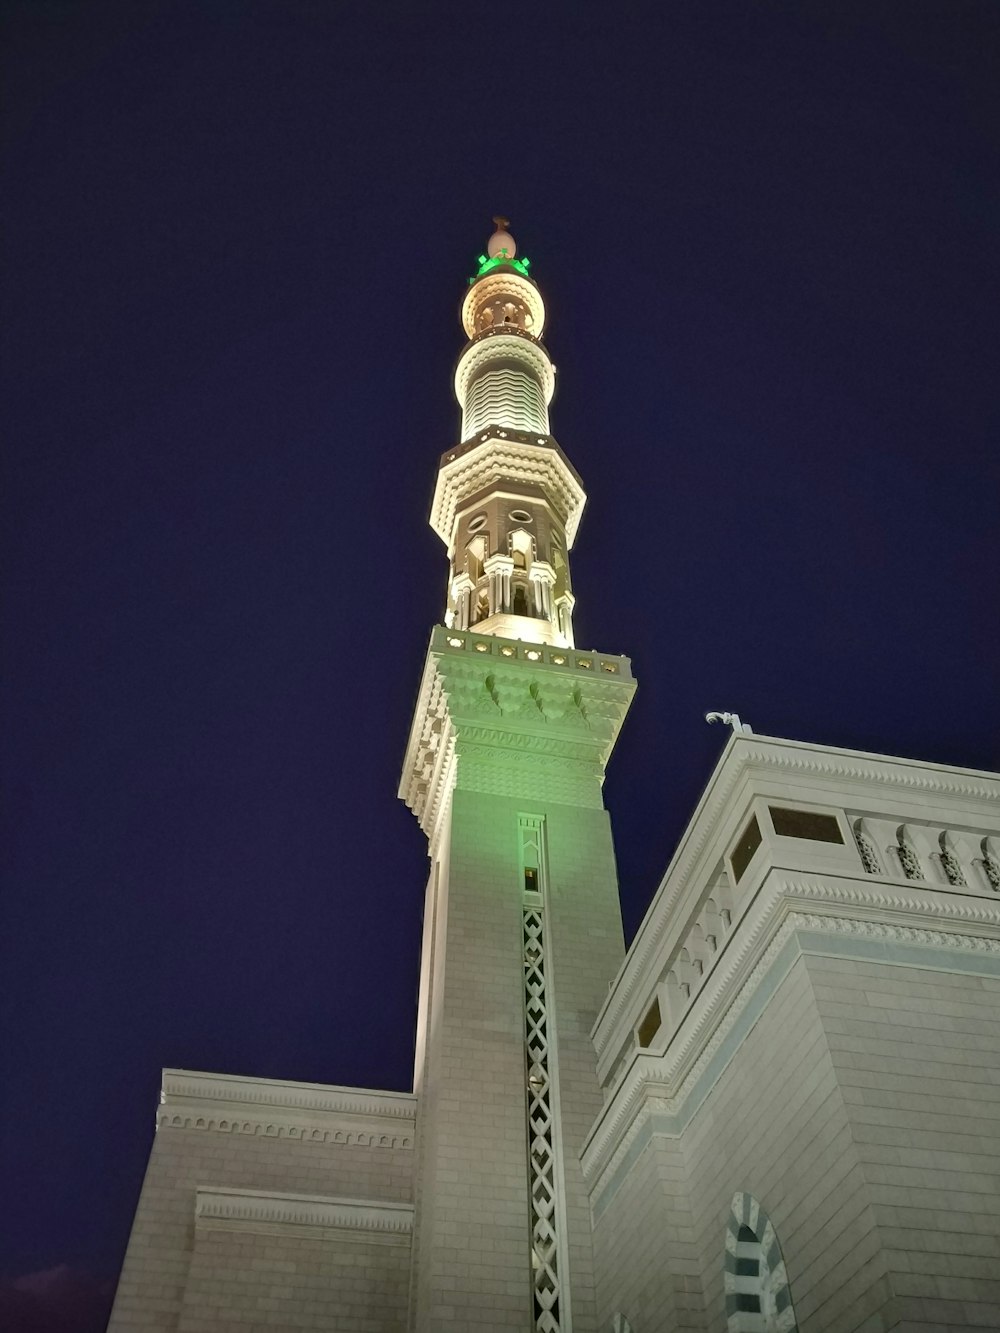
xmin=431 ymin=428 xmax=586 ymax=549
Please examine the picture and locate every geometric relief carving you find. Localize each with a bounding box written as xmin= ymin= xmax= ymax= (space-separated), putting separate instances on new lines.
xmin=195 ymin=1187 xmax=415 ymax=1236
xmin=520 ymin=816 xmax=564 ymax=1333
xmin=157 ymin=1112 xmax=413 ymax=1149
xmin=524 ymin=906 xmax=562 ymax=1333
xmin=853 ymin=819 xmax=882 ymax=874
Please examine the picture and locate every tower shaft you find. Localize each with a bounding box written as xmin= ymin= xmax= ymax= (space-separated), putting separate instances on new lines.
xmin=401 ymin=226 xmax=636 ymax=1332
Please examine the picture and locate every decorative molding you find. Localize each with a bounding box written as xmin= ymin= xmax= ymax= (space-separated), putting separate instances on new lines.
xmin=162 ymin=1069 xmax=415 ymax=1119
xmin=430 ymin=437 xmax=586 ymax=548
xmin=591 ymin=734 xmax=1000 ymax=1058
xmin=583 ymin=898 xmax=1000 ymax=1195
xmin=195 ymin=1187 xmax=414 ymax=1237
xmin=740 ymin=742 xmax=1000 ymax=805
xmin=461 ymin=271 xmax=547 ymax=339
xmin=157 ymin=1069 xmax=415 ymax=1148
xmin=455 ymin=332 xmax=555 ymax=406
xmin=400 ymin=627 xmax=635 ymax=839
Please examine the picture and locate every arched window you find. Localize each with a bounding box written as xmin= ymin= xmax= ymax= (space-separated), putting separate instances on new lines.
xmin=466 ymin=535 xmax=486 ymax=583
xmin=725 ymin=1193 xmax=797 ymax=1332
xmin=610 ymin=1317 xmax=634 ymax=1333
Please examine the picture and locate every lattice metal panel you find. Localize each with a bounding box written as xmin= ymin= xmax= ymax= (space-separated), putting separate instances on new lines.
xmin=523 ymin=905 xmax=562 ymax=1333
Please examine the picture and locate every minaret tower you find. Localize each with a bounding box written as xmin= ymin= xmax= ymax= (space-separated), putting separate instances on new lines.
xmin=401 ymin=223 xmax=636 ymax=1333
xmin=437 ymin=218 xmax=581 ymax=647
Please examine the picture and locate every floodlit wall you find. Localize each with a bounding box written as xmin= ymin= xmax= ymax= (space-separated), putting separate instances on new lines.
xmin=585 ymin=736 xmax=1000 ymax=1332
xmin=812 ymin=953 xmax=1000 ymax=1331
xmin=410 ymin=786 xmax=626 ymax=1333
xmin=108 ymin=1072 xmax=415 ymax=1333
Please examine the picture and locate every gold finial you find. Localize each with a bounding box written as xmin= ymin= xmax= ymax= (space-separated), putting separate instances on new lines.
xmin=492 ymin=215 xmax=510 ymax=231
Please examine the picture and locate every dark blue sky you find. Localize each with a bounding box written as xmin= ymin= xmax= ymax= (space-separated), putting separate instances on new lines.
xmin=2 ymin=1 xmax=998 ymax=1321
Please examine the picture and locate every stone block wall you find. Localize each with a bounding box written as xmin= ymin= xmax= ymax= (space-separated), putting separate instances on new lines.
xmin=682 ymin=954 xmax=893 ymax=1333
xmin=589 ymin=937 xmax=1000 ymax=1333
xmin=410 ymin=787 xmax=626 ymax=1333
xmin=592 ymin=1133 xmax=701 ymax=1331
xmin=811 ymin=954 xmax=1000 ymax=1332
xmin=108 ymin=1075 xmax=414 ymax=1332
xmin=176 ymin=1194 xmax=412 ymax=1333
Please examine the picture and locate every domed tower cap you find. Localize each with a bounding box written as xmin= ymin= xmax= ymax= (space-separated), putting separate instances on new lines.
xmin=487 ymin=216 xmax=516 ymax=260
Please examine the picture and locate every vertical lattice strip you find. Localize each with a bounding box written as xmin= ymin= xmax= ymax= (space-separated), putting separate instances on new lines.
xmin=520 ymin=817 xmax=564 ymax=1333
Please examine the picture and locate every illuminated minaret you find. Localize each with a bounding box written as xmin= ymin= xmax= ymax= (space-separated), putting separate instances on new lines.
xmin=401 ymin=222 xmax=636 ymax=1333
xmin=436 ymin=218 xmax=581 ymax=648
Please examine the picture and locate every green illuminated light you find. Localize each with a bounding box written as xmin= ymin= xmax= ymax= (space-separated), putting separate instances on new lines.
xmin=472 ymin=253 xmax=533 ymax=281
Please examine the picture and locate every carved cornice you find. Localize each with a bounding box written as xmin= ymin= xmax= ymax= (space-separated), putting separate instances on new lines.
xmin=400 ymin=628 xmax=635 ymax=839
xmin=430 ymin=436 xmax=586 ymax=547
xmin=582 ymin=891 xmax=1000 ymax=1196
xmin=195 ymin=1187 xmax=414 ymax=1236
xmin=739 ymin=741 xmax=1000 ymax=806
xmin=157 ymin=1069 xmax=416 ymax=1148
xmin=591 ymin=734 xmax=1000 ymax=1057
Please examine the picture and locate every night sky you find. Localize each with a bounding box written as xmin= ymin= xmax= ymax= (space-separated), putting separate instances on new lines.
xmin=2 ymin=2 xmax=998 ymax=1326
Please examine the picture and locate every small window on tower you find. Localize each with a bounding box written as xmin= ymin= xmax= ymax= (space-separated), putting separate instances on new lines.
xmin=731 ymin=815 xmax=762 ymax=883
xmin=769 ymin=806 xmax=844 ymax=843
xmin=637 ymin=996 xmax=662 ymax=1048
xmin=524 ymin=867 xmax=539 ymax=895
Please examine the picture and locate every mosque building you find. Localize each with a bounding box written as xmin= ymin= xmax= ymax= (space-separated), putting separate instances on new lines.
xmin=109 ymin=223 xmax=1000 ymax=1333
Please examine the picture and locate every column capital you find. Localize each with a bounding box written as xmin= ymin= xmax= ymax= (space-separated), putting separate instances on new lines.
xmin=484 ymin=553 xmax=515 ymax=575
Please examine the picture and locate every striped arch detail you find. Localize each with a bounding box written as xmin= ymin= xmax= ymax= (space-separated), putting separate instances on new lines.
xmin=724 ymin=1192 xmax=798 ymax=1333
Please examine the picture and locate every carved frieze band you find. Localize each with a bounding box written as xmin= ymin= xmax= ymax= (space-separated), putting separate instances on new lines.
xmin=583 ymin=907 xmax=1000 ymax=1193
xmin=158 ymin=1070 xmax=416 ymax=1147
xmin=431 ymin=438 xmax=586 ymax=545
xmin=592 ymin=735 xmax=1000 ymax=1049
xmin=401 ymin=633 xmax=635 ymax=837
xmin=195 ymin=1187 xmax=414 ymax=1235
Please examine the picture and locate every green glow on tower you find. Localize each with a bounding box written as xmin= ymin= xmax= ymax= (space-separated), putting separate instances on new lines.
xmin=471 ymin=253 xmax=533 ymax=282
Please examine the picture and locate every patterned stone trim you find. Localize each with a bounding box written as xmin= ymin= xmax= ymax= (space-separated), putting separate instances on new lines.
xmin=430 ymin=436 xmax=586 ymax=546
xmin=195 ymin=1187 xmax=414 ymax=1235
xmin=454 ymin=333 xmax=555 ymax=406
xmin=591 ymin=734 xmax=1000 ymax=1054
xmin=400 ymin=628 xmax=635 ymax=838
xmin=725 ymin=1193 xmax=797 ymax=1332
xmin=158 ymin=1069 xmax=415 ymax=1147
xmin=583 ymin=899 xmax=1000 ymax=1192
xmin=162 ymin=1070 xmax=416 ymax=1118
xmin=460 ymin=271 xmax=547 ymax=340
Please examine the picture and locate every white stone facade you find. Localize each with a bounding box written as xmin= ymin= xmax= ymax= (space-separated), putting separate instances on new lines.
xmin=110 ymin=232 xmax=1000 ymax=1331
